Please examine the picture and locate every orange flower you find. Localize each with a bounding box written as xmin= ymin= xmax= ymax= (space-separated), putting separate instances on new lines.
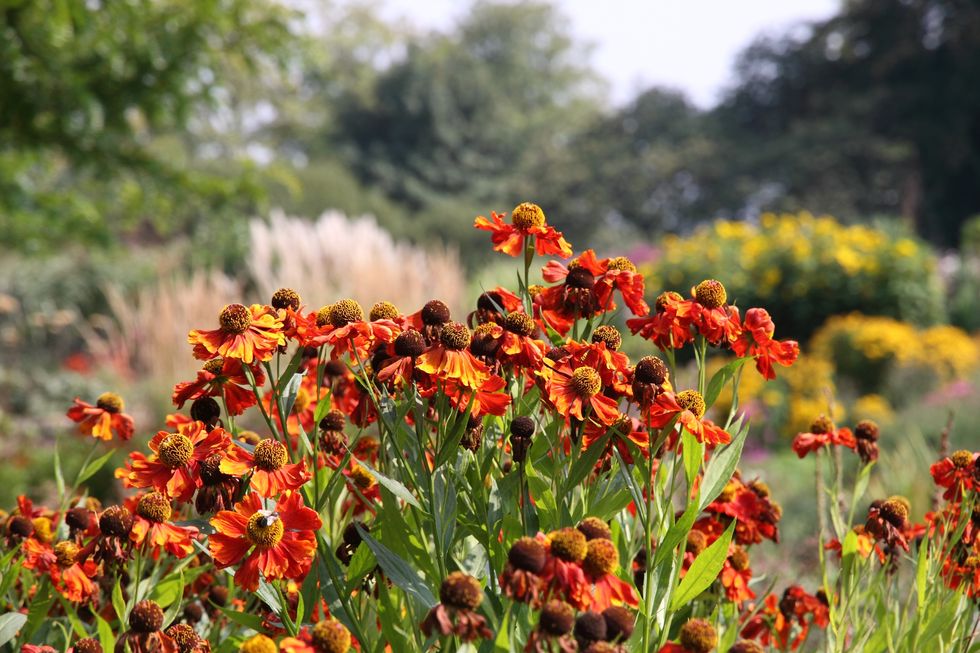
xmin=580 ymin=538 xmax=640 ymax=611
xmin=732 ymin=308 xmax=799 ymax=380
xmin=116 ymin=421 xmax=232 ymax=503
xmin=67 ymin=392 xmax=134 ymax=441
xmin=128 ymin=493 xmax=198 ymax=560
xmin=648 ymin=390 xmax=732 ymax=446
xmin=209 ymin=491 xmax=321 ymax=591
xmin=416 ymin=322 xmax=490 ymax=390
xmin=627 ymin=290 xmax=697 ymax=350
xmin=188 ymin=303 xmax=285 ymax=364
xmin=791 ymin=417 xmax=856 ymax=458
xmin=474 ymin=203 xmax=572 ymax=258
xmin=172 ymin=358 xmax=263 ymax=416
xmin=545 ymin=363 xmax=620 ymax=426
xmin=22 ymin=538 xmax=98 ymax=603
xmin=220 ymin=439 xmax=311 ymax=498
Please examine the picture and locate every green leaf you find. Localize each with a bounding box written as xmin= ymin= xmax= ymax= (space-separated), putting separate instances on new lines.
xmin=112 ymin=577 xmax=127 ymax=623
xmin=219 ymin=606 xmax=265 ymax=631
xmin=255 ymin=578 xmax=283 ymax=613
xmin=279 ymin=372 xmax=305 ymax=418
xmin=358 ymin=461 xmax=421 ymax=510
xmin=566 ymin=429 xmax=613 ymax=492
xmin=699 ymin=418 xmax=748 ymax=510
xmin=357 ymin=525 xmax=437 ymax=608
xmin=22 ymin=579 xmax=54 ymax=641
xmin=0 ymin=612 xmax=27 ymax=648
xmin=76 ymin=449 xmax=116 ymax=485
xmin=681 ymin=428 xmax=704 ymax=489
xmin=653 ymin=501 xmax=699 ymax=567
xmin=96 ymin=614 xmax=116 ymax=652
xmin=150 ymin=571 xmax=184 ymax=608
xmin=670 ymin=520 xmax=736 ymax=611
xmin=916 ymin=537 xmax=929 ymax=612
xmin=275 ymin=349 xmax=305 ymax=394
xmin=704 ymin=357 xmax=752 ymax=408
xmin=345 ymin=543 xmax=377 ymax=591
xmin=54 ymin=443 xmax=66 ymax=499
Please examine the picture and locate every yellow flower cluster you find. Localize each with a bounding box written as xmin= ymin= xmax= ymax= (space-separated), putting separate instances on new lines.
xmin=651 ymin=212 xmax=933 ymax=298
xmin=811 ymin=313 xmax=980 ymax=382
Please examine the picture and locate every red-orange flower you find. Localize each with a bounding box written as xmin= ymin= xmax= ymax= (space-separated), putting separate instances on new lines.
xmin=209 ymin=491 xmax=321 ymax=591
xmin=220 ymin=439 xmax=311 ymax=498
xmin=128 ymin=493 xmax=198 ymax=560
xmin=188 ymin=303 xmax=285 ymax=364
xmin=930 ymin=450 xmax=979 ymax=500
xmin=116 ymin=421 xmax=232 ymax=503
xmin=647 ymin=390 xmax=731 ymax=446
xmin=22 ymin=537 xmax=98 ymax=603
xmin=172 ymin=358 xmax=263 ymax=416
xmin=732 ymin=308 xmax=799 ymax=380
xmin=791 ymin=417 xmax=856 ymax=458
xmin=627 ymin=290 xmax=697 ymax=350
xmin=416 ymin=322 xmax=490 ymax=390
xmin=580 ymin=538 xmax=640 ymax=611
xmin=474 ymin=203 xmax=572 ymax=258
xmin=545 ymin=363 xmax=620 ymax=426
xmin=67 ymin=393 xmax=134 ymax=441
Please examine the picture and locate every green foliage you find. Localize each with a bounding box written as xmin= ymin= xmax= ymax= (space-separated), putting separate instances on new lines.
xmin=648 ymin=212 xmax=947 ymax=340
xmin=0 ymin=0 xmax=295 ymax=254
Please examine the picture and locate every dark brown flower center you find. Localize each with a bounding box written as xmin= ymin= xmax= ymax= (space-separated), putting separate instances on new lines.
xmin=330 ymin=299 xmax=364 ymax=327
xmin=219 ymin=304 xmax=252 ymax=334
xmin=439 ymin=571 xmax=483 ymax=610
xmin=591 ymin=325 xmax=622 ymax=351
xmin=158 ymin=433 xmax=194 ymax=468
xmin=394 ymin=329 xmax=427 ymax=358
xmin=421 ymin=300 xmax=451 ymax=326
xmin=271 ymin=288 xmax=301 ymax=311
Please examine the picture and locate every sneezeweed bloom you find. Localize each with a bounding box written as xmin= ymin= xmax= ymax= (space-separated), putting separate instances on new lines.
xmin=22 ymin=537 xmax=98 ymax=602
xmin=572 ymin=611 xmax=607 ymax=650
xmin=416 ymin=321 xmax=490 ymax=390
xmin=581 ymin=538 xmax=640 ymax=610
xmin=324 ymin=298 xmax=400 ymax=360
xmin=220 ymin=439 xmax=311 ymax=498
xmin=67 ymin=392 xmax=134 ymax=441
xmin=74 ymin=638 xmax=104 ymax=653
xmin=720 ymin=547 xmax=755 ymax=603
xmin=376 ymin=328 xmax=428 ymax=385
xmin=195 ymin=454 xmax=242 ymax=515
xmin=930 ymin=449 xmax=979 ymax=500
xmin=117 ymin=421 xmax=232 ymax=503
xmin=115 ymin=599 xmax=176 ymax=653
xmin=690 ymin=279 xmax=742 ymax=347
xmin=188 ymin=303 xmax=285 ymax=365
xmin=474 ymin=202 xmax=573 ymax=258
xmin=704 ymin=477 xmax=781 ymax=545
xmin=545 ymin=364 xmax=620 ymax=426
xmin=648 ymin=390 xmax=731 ymax=446
xmin=541 ymin=528 xmax=591 ymax=610
xmin=500 ymin=537 xmax=547 ymax=603
xmin=280 ymin=618 xmax=353 ymax=653
xmin=791 ymin=415 xmax=856 ymax=458
xmin=659 ymin=618 xmax=718 ymax=653
xmin=129 ymin=492 xmax=198 ymax=560
xmin=865 ymin=496 xmax=911 ymax=552
xmin=627 ymin=290 xmax=696 ymax=350
xmin=209 ymin=491 xmax=321 ymax=591
xmin=525 ymin=600 xmax=577 ymax=653
xmin=469 ymin=287 xmax=523 ymax=326
xmin=731 ymin=307 xmax=799 ymax=380
xmin=421 ymin=572 xmax=493 ymax=642
xmin=853 ymin=419 xmax=880 ymax=464
xmin=95 ymin=505 xmax=135 ymax=568
xmin=172 ymin=358 xmax=263 ymax=417
xmin=630 ymin=355 xmax=671 ymax=409
xmin=165 ymin=623 xmax=210 ymax=653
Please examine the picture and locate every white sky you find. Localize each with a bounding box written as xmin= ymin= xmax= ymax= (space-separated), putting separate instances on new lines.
xmin=373 ymin=0 xmax=840 ymax=107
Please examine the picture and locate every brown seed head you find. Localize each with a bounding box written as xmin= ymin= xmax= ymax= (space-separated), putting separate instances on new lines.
xmin=311 ymin=619 xmax=352 ymax=653
xmin=854 ymin=419 xmax=880 ymax=441
xmin=591 ymin=325 xmax=622 ymax=351
xmin=96 ymin=392 xmax=124 ymax=413
xmin=676 ymin=390 xmax=706 ymax=419
xmin=369 ymin=301 xmax=399 ymax=322
xmin=166 ymin=623 xmax=202 ymax=653
xmin=330 ymin=299 xmax=364 ymax=327
xmin=439 ymin=322 xmax=471 ymax=351
xmin=570 ymin=367 xmax=602 ymax=398
xmin=74 ymin=638 xmax=103 ymax=653
xmin=510 ymin=416 xmax=535 ymax=440
xmin=730 ymin=546 xmax=750 ymax=571
xmin=393 ymin=329 xmax=427 ymax=358
xmin=137 ymin=492 xmax=173 ymax=523
xmin=694 ymin=280 xmax=727 ymax=309
xmin=99 ymin=505 xmax=134 ymax=537
xmin=511 ymin=202 xmax=546 ymax=229
xmin=202 ymin=358 xmax=225 ymax=375
xmin=253 ymin=439 xmax=288 ymax=471
xmin=679 ymin=618 xmax=718 ymax=653
xmin=190 ymin=396 xmax=221 ymax=425
xmin=508 ymin=537 xmax=547 ymax=573
xmin=271 ymin=288 xmax=301 ymax=311
xmin=440 ymin=572 xmax=483 ymax=610
xmin=880 ymin=496 xmax=910 ymax=527
xmin=54 ymin=541 xmax=80 ymax=567
xmin=686 ymin=529 xmax=707 ymax=556
xmin=7 ymin=515 xmax=34 ymax=538
xmin=729 ymin=640 xmax=764 ymax=653
xmin=583 ymin=538 xmax=619 ymax=577
xmin=219 ymin=304 xmax=252 ymax=334
xmin=421 ymin=300 xmax=451 ymax=326
xmin=634 ymin=356 xmax=668 ymax=385
xmin=574 ymin=611 xmax=607 ymax=643
xmin=158 ymin=433 xmax=194 ymax=468
xmin=130 ymin=600 xmax=165 ymax=633
xmin=602 ymin=605 xmax=635 ymax=642
xmin=549 ymin=528 xmax=588 ymax=563
xmin=810 ymin=414 xmax=835 ymax=435
xmin=503 ymin=312 xmax=535 ymax=337
xmin=538 ymin=600 xmax=575 ymax=636
xmin=66 ymin=507 xmax=91 ymax=532
xmin=577 ymin=516 xmax=612 ymax=541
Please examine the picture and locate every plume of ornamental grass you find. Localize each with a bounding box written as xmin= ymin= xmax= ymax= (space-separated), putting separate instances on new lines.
xmin=247 ymin=210 xmax=465 ymax=317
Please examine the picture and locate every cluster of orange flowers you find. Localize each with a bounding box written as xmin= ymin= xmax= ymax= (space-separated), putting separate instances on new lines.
xmin=6 ymin=202 xmax=974 ymax=653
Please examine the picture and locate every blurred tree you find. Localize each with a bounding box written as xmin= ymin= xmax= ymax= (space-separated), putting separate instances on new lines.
xmin=715 ymin=0 xmax=980 ymax=245
xmin=0 ymin=0 xmax=295 ymax=256
xmin=331 ymin=1 xmax=603 ymax=213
